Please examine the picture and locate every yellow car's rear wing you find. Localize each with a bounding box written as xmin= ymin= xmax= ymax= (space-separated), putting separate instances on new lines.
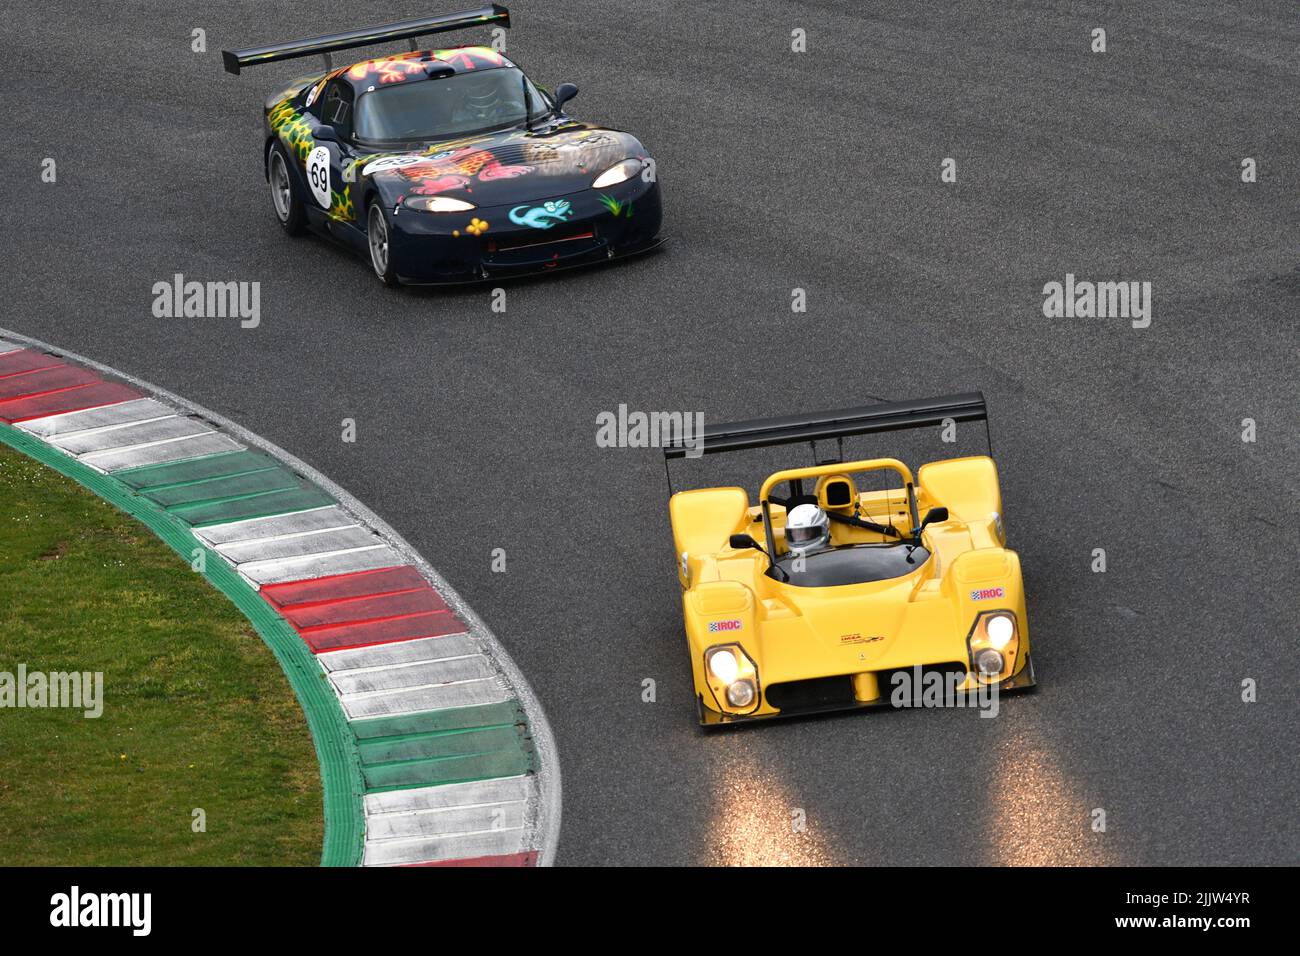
xmin=662 ymin=392 xmax=994 ymax=557
xmin=661 ymin=392 xmax=989 ymax=460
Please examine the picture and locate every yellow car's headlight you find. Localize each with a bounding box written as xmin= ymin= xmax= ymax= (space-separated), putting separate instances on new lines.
xmin=404 ymin=196 xmax=476 ymax=212
xmin=974 ymin=648 xmax=1005 ymax=676
xmin=707 ymin=647 xmax=739 ymax=683
xmin=703 ymin=642 xmax=760 ymax=714
xmin=967 ymin=611 xmax=1018 ymax=682
xmin=592 ymin=158 xmax=644 ymax=188
xmin=726 ymin=679 xmax=756 ymax=708
xmin=985 ymin=614 xmax=1014 ymax=649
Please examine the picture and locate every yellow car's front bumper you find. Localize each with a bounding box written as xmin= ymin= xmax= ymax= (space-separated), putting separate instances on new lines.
xmin=697 ymin=653 xmax=1037 ymax=727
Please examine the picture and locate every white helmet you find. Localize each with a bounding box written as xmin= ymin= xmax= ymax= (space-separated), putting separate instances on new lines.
xmin=785 ymin=503 xmax=829 ymax=554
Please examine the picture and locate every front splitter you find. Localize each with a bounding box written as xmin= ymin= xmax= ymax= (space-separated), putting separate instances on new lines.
xmin=396 ymin=234 xmax=669 ymax=287
xmin=698 ymin=654 xmax=1038 ymax=728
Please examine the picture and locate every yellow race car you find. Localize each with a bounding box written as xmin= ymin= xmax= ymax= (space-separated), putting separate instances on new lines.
xmin=663 ymin=393 xmax=1035 ymax=726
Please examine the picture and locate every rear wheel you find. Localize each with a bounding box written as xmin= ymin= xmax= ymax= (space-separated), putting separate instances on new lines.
xmin=366 ymin=200 xmax=399 ymax=287
xmin=267 ymin=143 xmax=306 ymax=236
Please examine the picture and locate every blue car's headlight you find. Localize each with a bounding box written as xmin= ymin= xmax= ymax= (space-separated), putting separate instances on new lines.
xmin=592 ymin=158 xmax=645 ymax=189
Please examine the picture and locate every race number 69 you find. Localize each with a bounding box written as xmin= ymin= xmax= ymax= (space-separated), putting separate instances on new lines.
xmin=307 ymin=146 xmax=331 ymax=209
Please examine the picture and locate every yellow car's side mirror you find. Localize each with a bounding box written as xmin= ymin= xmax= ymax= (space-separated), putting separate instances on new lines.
xmin=918 ymin=506 xmax=949 ymax=531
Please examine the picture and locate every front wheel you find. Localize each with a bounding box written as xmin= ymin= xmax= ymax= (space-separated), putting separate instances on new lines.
xmin=267 ymin=142 xmax=306 ymax=236
xmin=366 ymin=201 xmax=399 ymax=287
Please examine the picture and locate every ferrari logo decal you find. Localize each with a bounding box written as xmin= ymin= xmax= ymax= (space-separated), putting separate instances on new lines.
xmin=840 ymin=633 xmax=883 ymax=645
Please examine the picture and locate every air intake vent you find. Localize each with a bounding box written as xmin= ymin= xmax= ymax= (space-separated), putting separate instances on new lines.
xmin=875 ymin=663 xmax=969 ymax=705
xmin=765 ymin=675 xmax=855 ymax=712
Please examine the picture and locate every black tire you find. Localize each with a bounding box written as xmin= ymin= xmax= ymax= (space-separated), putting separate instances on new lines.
xmin=365 ymin=199 xmax=400 ymax=287
xmin=267 ymin=142 xmax=307 ymax=236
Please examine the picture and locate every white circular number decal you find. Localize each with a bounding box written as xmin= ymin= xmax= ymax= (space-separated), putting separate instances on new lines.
xmin=307 ymin=146 xmax=331 ymax=209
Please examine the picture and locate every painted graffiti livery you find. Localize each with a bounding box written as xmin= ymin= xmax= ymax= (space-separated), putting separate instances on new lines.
xmin=225 ymin=6 xmax=664 ymax=285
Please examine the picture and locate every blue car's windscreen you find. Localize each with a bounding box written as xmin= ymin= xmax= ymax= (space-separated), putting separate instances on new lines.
xmin=355 ymin=68 xmax=549 ymax=141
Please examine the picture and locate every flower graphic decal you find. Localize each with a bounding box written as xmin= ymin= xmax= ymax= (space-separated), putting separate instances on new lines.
xmin=465 ymin=218 xmax=489 ymax=237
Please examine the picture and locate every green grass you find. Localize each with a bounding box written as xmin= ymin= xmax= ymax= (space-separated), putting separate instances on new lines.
xmin=0 ymin=444 xmax=322 ymax=865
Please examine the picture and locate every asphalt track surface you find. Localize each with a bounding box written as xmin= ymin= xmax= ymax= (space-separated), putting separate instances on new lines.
xmin=6 ymin=2 xmax=1298 ymax=865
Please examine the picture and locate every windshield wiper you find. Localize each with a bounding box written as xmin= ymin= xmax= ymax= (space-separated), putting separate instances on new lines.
xmin=521 ymin=75 xmax=561 ymax=132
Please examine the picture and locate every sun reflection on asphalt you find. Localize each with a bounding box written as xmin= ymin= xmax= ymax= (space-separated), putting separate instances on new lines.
xmin=703 ymin=753 xmax=839 ymax=866
xmin=985 ymin=721 xmax=1121 ymax=866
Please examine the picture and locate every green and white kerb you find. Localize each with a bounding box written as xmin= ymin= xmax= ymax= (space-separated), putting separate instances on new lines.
xmin=0 ymin=331 xmax=560 ymax=867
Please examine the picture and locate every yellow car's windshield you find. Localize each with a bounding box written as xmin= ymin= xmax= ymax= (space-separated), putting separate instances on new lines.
xmin=770 ymin=541 xmax=929 ymax=587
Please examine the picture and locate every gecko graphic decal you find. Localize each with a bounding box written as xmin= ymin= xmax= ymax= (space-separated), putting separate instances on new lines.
xmin=508 ymin=200 xmax=574 ymax=229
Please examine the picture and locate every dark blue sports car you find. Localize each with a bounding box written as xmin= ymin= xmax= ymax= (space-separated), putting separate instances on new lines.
xmin=224 ymin=5 xmax=664 ymax=285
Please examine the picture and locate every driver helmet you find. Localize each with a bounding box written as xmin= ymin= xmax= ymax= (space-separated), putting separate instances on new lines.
xmin=459 ymin=73 xmax=504 ymax=119
xmin=785 ymin=503 xmax=830 ymax=554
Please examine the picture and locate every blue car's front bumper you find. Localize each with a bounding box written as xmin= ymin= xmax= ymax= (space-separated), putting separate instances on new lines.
xmin=387 ymin=178 xmax=663 ymax=284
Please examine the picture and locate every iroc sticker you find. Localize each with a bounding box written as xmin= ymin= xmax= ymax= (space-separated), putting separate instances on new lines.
xmin=708 ymin=619 xmax=742 ymax=633
xmin=970 ymin=586 xmax=1006 ymax=601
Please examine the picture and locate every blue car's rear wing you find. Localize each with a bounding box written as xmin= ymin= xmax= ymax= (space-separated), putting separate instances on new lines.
xmin=221 ymin=5 xmax=510 ymax=75
xmin=662 ymin=392 xmax=989 ymax=460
